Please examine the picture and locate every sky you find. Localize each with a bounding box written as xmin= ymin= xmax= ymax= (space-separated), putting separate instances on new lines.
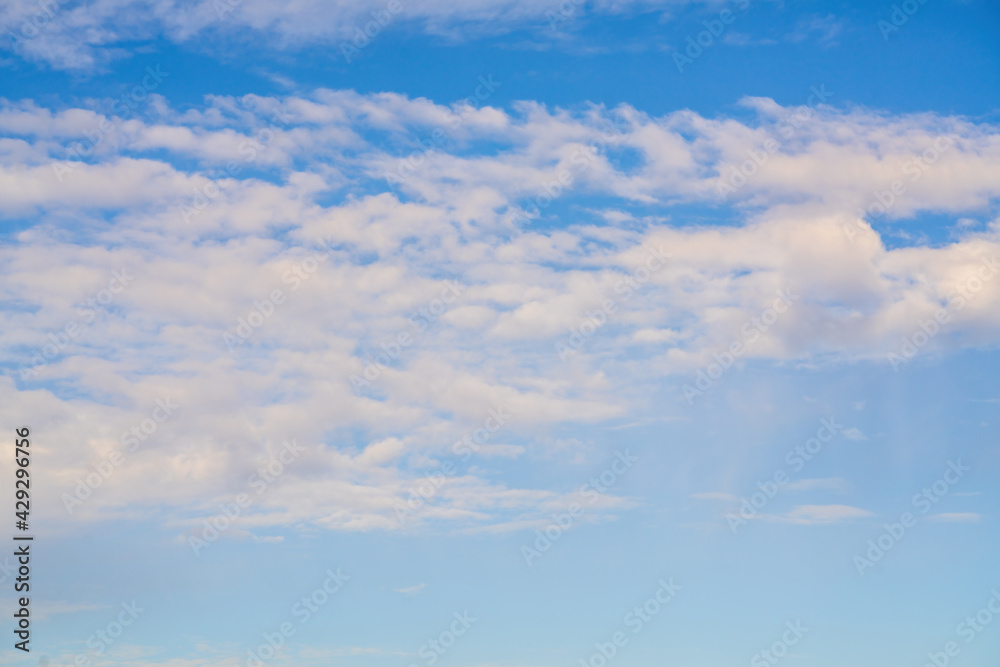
xmin=0 ymin=0 xmax=999 ymax=665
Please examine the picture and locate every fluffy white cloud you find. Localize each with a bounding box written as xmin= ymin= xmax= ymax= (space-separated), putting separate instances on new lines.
xmin=1 ymin=89 xmax=998 ymax=539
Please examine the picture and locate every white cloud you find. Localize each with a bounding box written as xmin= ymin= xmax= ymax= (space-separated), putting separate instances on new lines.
xmin=1 ymin=89 xmax=999 ymax=537
xmin=784 ymin=477 xmax=848 ymax=492
xmin=781 ymin=504 xmax=873 ymax=525
xmin=929 ymin=513 xmax=982 ymax=523
xmin=1 ymin=0 xmax=704 ymax=71
xmin=394 ymin=583 xmax=427 ymax=594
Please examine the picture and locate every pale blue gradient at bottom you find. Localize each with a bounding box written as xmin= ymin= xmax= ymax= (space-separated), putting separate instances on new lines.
xmin=2 ymin=349 xmax=995 ymax=667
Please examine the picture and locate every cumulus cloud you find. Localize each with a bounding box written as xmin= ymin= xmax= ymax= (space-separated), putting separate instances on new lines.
xmin=1 ymin=89 xmax=999 ymax=538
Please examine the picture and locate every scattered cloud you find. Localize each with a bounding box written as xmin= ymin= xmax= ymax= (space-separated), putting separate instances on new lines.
xmin=786 ymin=14 xmax=846 ymax=47
xmin=0 ymin=0 xmax=730 ymax=71
xmin=782 ymin=504 xmax=873 ymax=525
xmin=394 ymin=583 xmax=427 ymax=594
xmin=1 ymin=90 xmax=999 ymax=537
xmin=785 ymin=478 xmax=849 ymax=492
xmin=929 ymin=513 xmax=982 ymax=523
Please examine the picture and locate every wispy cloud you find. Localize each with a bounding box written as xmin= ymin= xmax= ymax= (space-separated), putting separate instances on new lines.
xmin=0 ymin=0 xmax=719 ymax=71
xmin=786 ymin=14 xmax=846 ymax=47
xmin=781 ymin=505 xmax=873 ymax=525
xmin=785 ymin=478 xmax=849 ymax=492
xmin=929 ymin=513 xmax=982 ymax=523
xmin=394 ymin=583 xmax=427 ymax=594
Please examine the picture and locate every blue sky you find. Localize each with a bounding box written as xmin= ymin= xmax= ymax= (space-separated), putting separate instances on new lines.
xmin=1 ymin=0 xmax=999 ymax=666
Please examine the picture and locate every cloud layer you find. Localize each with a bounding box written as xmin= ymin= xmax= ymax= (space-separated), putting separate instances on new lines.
xmin=2 ymin=0 xmax=689 ymax=70
xmin=1 ymin=88 xmax=998 ymax=540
